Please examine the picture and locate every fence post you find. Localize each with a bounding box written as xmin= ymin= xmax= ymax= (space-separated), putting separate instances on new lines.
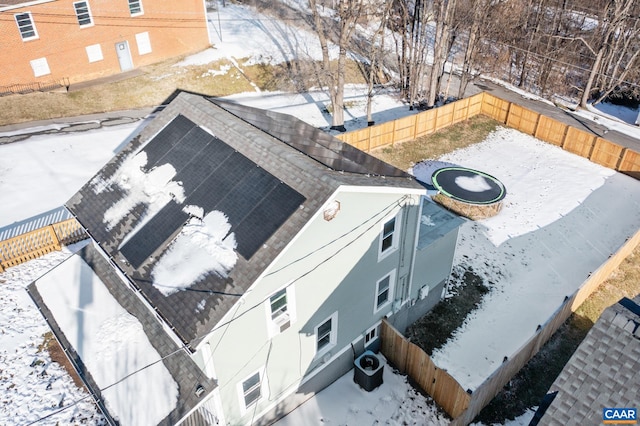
xmin=48 ymin=225 xmax=61 ymax=251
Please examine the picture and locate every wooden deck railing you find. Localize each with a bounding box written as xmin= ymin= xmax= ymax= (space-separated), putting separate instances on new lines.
xmin=0 ymin=218 xmax=86 ymax=272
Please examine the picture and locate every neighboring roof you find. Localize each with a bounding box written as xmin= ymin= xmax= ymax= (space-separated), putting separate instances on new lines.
xmin=0 ymin=0 xmax=54 ymax=10
xmin=417 ymin=197 xmax=465 ymax=249
xmin=65 ymin=91 xmax=422 ymax=347
xmin=536 ymin=296 xmax=640 ymax=425
xmin=27 ymin=242 xmax=217 ymax=426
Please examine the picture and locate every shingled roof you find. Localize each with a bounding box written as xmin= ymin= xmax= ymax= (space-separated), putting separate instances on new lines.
xmin=535 ymin=296 xmax=640 ymax=425
xmin=64 ymin=91 xmax=422 ymax=347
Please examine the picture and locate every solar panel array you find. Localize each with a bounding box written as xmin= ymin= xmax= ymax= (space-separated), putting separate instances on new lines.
xmin=209 ymin=99 xmax=409 ymax=178
xmin=119 ymin=115 xmax=305 ymax=268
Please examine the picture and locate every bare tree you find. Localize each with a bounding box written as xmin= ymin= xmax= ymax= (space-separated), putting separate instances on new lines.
xmin=389 ymin=0 xmax=430 ymax=109
xmin=308 ymin=0 xmax=363 ymax=131
xmin=455 ymin=0 xmax=491 ymax=99
xmin=577 ymin=0 xmax=640 ymax=108
xmin=363 ymin=0 xmax=393 ymax=125
xmin=426 ymin=0 xmax=457 ymax=108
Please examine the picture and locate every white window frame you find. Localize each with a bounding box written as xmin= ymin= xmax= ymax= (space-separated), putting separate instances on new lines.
xmin=237 ymin=367 xmax=267 ymax=414
xmin=85 ymin=43 xmax=103 ymax=63
xmin=135 ymin=31 xmax=152 ymax=55
xmin=364 ymin=323 xmax=380 ymax=346
xmin=315 ymin=312 xmax=338 ymax=357
xmin=264 ymin=285 xmax=296 ymax=338
xmin=374 ymin=270 xmax=395 ymax=313
xmin=15 ymin=12 xmax=38 ymax=41
xmin=378 ymin=212 xmax=401 ymax=261
xmin=128 ymin=0 xmax=144 ymax=16
xmin=73 ymin=1 xmax=94 ymax=28
xmin=30 ymin=57 xmax=50 ymax=77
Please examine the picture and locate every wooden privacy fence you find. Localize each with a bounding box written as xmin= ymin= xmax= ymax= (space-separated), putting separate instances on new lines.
xmin=379 ymin=227 xmax=640 ymax=425
xmin=336 ymin=92 xmax=640 ymax=180
xmin=338 ymin=93 xmax=484 ymax=152
xmin=481 ymin=93 xmax=640 ymax=178
xmin=380 ymin=319 xmax=471 ymax=419
xmin=0 ymin=218 xmax=87 ymax=272
xmin=449 ymin=226 xmax=640 ymax=425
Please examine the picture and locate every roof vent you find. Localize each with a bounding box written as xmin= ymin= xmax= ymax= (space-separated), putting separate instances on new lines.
xmin=195 ymin=385 xmax=205 ymax=397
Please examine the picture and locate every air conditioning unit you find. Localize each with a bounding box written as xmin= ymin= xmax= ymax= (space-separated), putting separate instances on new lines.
xmin=353 ymin=350 xmax=384 ymax=392
xmin=274 ymin=313 xmax=290 ymax=333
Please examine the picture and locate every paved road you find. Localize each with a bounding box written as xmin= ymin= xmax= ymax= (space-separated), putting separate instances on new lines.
xmin=474 ymin=80 xmax=640 ymax=151
xmin=0 ymin=108 xmax=154 ymax=144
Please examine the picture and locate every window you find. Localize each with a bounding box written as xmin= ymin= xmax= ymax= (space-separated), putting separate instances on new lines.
xmin=374 ymin=271 xmax=395 ymax=313
xmin=85 ymin=44 xmax=103 ymax=63
xmin=30 ymin=58 xmax=50 ymax=77
xmin=364 ymin=324 xmax=380 ymax=345
xmin=270 ymin=288 xmax=287 ymax=320
xmin=378 ymin=214 xmax=401 ymax=260
xmin=73 ymin=1 xmax=93 ymax=27
xmin=128 ymin=0 xmax=143 ymax=15
xmin=265 ymin=285 xmax=296 ymax=337
xmin=241 ymin=371 xmax=261 ymax=408
xmin=315 ymin=312 xmax=338 ymax=355
xmin=135 ymin=31 xmax=152 ymax=55
xmin=15 ymin=12 xmax=38 ymax=40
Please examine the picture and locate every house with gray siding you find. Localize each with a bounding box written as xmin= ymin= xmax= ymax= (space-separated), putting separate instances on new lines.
xmin=28 ymin=91 xmax=464 ymax=425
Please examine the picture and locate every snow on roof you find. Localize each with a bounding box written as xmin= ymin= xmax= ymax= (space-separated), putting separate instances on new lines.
xmin=34 ymin=254 xmax=179 ymax=426
xmin=152 ymin=210 xmax=238 ymax=296
xmin=428 ymin=127 xmax=640 ymax=391
xmin=93 ymin=150 xmax=185 ymax=232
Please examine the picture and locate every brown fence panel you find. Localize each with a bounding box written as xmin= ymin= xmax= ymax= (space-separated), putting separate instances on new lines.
xmin=480 ymin=93 xmax=509 ymax=123
xmin=618 ymin=149 xmax=640 ymax=179
xmin=435 ymin=103 xmax=455 ymax=131
xmin=589 ymin=138 xmax=625 ymax=169
xmin=393 ymin=115 xmax=418 ymax=145
xmin=52 ymin=218 xmax=88 ymax=246
xmin=451 ymin=98 xmax=470 ymax=125
xmin=406 ymin=343 xmax=436 ymax=393
xmin=563 ymin=127 xmax=596 ymax=157
xmin=381 ymin=320 xmax=470 ymax=419
xmin=336 ymin=129 xmax=367 ymax=152
xmin=380 ymin=320 xmax=409 ymax=372
xmin=506 ymin=104 xmax=539 ymax=136
xmin=415 ymin=109 xmax=437 ymax=139
xmin=369 ymin=121 xmax=396 ymax=150
xmin=467 ymin=93 xmax=484 ymax=118
xmin=0 ymin=226 xmax=61 ymax=271
xmin=534 ymin=115 xmax=567 ymax=146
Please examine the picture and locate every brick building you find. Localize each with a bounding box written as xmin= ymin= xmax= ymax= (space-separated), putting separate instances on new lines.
xmin=0 ymin=0 xmax=211 ymax=91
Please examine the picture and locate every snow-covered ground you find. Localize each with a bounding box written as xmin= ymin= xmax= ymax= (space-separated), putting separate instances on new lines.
xmin=1 ymin=1 xmax=640 ymax=425
xmin=0 ymin=242 xmax=105 ymax=426
xmin=414 ymin=128 xmax=640 ymax=391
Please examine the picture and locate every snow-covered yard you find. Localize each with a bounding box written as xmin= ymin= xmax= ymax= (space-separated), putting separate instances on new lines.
xmin=413 ymin=128 xmax=640 ymax=391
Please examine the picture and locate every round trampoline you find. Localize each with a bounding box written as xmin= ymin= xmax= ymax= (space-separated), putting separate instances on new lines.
xmin=431 ymin=167 xmax=506 ymax=220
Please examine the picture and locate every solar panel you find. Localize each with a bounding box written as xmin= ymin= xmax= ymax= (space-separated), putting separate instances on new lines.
xmin=143 ymin=115 xmax=196 ymax=167
xmin=234 ymin=182 xmax=306 ymax=258
xmin=111 ymin=115 xmax=306 ymax=267
xmin=120 ymin=201 xmax=189 ymax=268
xmin=147 ymin=126 xmax=214 ymax=173
xmin=173 ymin=136 xmax=235 ymax=194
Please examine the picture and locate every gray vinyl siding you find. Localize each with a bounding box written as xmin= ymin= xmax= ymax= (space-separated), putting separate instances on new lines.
xmin=410 ymin=226 xmax=459 ymax=301
xmin=200 ymin=189 xmax=424 ymax=425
